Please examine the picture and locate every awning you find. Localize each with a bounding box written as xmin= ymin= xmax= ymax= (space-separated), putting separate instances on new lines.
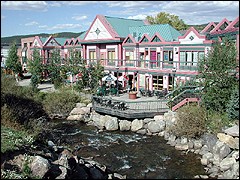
xmin=102 ymin=74 xmax=117 ymax=81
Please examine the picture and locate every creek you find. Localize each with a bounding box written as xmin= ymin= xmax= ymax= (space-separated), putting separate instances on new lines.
xmin=49 ymin=119 xmax=207 ymax=179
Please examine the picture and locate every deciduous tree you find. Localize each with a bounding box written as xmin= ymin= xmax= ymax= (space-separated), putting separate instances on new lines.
xmin=146 ymin=12 xmax=188 ymax=31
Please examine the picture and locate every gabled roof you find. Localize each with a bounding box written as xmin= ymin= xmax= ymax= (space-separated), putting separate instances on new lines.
xmin=122 ymin=34 xmax=136 ymax=44
xmin=54 ymin=37 xmax=69 ymax=46
xmin=150 ymin=32 xmax=165 ymax=42
xmin=178 ymin=26 xmax=205 ymax=39
xmin=138 ymin=33 xmax=151 ymax=43
xmin=210 ymin=18 xmax=230 ymax=33
xmin=225 ymin=16 xmax=239 ymax=30
xmin=104 ymin=16 xmax=147 ymax=38
xmin=129 ymin=24 xmax=181 ymax=42
xmin=201 ymin=22 xmax=217 ymax=33
xmin=39 ymin=37 xmax=48 ymax=45
xmin=78 ymin=31 xmax=87 ymax=39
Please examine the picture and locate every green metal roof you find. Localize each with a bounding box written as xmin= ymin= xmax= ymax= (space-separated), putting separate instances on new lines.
xmin=79 ymin=31 xmax=87 ymax=39
xmin=129 ymin=24 xmax=182 ymax=42
xmin=105 ymin=16 xmax=146 ymax=37
xmin=40 ymin=37 xmax=48 ymax=44
xmin=54 ymin=38 xmax=68 ymax=46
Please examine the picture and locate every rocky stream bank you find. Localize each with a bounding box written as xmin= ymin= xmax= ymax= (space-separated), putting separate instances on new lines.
xmin=1 ymin=101 xmax=239 ymax=179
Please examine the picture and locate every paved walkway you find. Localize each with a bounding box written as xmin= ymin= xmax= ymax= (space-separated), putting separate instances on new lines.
xmin=17 ymin=79 xmax=55 ymax=92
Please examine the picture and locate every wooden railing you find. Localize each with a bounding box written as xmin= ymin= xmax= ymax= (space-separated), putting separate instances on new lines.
xmin=92 ymin=95 xmax=169 ymax=118
xmin=167 ymin=88 xmax=201 ymax=111
xmin=81 ymin=59 xmax=199 ymax=72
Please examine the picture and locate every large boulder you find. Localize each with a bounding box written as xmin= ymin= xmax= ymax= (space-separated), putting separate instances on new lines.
xmin=30 ymin=155 xmax=50 ymax=178
xmin=105 ymin=117 xmax=119 ymax=131
xmin=217 ymin=133 xmax=239 ymax=149
xmin=131 ymin=119 xmax=143 ymax=132
xmin=119 ymin=120 xmax=131 ymax=131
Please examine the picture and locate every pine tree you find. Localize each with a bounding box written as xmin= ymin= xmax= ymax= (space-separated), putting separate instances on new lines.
xmin=27 ymin=49 xmax=43 ymax=90
xmin=226 ymin=85 xmax=239 ymax=120
xmin=197 ymin=37 xmax=238 ymax=112
xmin=5 ymin=42 xmax=22 ymax=75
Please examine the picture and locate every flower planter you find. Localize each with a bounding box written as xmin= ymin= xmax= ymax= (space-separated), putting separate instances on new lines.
xmin=129 ymin=92 xmax=137 ymax=99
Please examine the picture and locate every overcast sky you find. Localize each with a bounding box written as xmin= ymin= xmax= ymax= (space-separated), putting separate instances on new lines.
xmin=1 ymin=1 xmax=239 ymax=37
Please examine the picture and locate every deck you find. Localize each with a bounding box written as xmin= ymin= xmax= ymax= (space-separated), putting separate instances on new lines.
xmin=92 ymin=93 xmax=170 ymax=119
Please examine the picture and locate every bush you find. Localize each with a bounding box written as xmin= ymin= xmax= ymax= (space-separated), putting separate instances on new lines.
xmin=170 ymin=104 xmax=207 ymax=138
xmin=42 ymin=89 xmax=82 ymax=117
xmin=206 ymin=111 xmax=233 ymax=135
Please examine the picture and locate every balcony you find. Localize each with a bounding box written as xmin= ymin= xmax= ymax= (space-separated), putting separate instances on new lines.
xmin=83 ymin=59 xmax=199 ymax=73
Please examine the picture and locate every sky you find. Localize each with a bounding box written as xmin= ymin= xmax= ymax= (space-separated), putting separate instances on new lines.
xmin=1 ymin=1 xmax=239 ymax=37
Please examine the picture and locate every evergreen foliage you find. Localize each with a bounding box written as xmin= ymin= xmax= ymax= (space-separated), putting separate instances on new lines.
xmin=197 ymin=37 xmax=238 ymax=112
xmin=226 ymin=85 xmax=239 ymax=120
xmin=27 ymin=49 xmax=43 ymax=91
xmin=47 ymin=49 xmax=63 ymax=89
xmin=5 ymin=42 xmax=22 ymax=74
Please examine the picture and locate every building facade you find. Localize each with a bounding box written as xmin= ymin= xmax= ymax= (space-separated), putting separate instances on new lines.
xmin=23 ymin=15 xmax=239 ymax=91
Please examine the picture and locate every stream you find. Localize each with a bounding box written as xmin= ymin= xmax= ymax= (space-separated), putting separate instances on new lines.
xmin=49 ymin=120 xmax=207 ymax=179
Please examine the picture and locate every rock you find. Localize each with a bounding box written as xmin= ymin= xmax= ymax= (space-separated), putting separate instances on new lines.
xmin=76 ymin=103 xmax=86 ymax=108
xmin=193 ymin=139 xmax=203 ymax=150
xmin=119 ymin=120 xmax=131 ymax=131
xmin=213 ymin=141 xmax=231 ymax=160
xmin=70 ymin=108 xmax=86 ymax=115
xmin=217 ymin=133 xmax=238 ymax=149
xmin=143 ymin=118 xmax=153 ymax=124
xmin=56 ymin=166 xmax=68 ymax=179
xmin=131 ymin=119 xmax=143 ymax=132
xmin=224 ymin=125 xmax=239 ymax=137
xmin=154 ymin=115 xmax=164 ymax=121
xmin=147 ymin=120 xmax=165 ymax=133
xmin=105 ymin=117 xmax=118 ymax=131
xmin=81 ymin=107 xmax=91 ymax=114
xmin=175 ymin=144 xmax=188 ymax=151
xmin=219 ymin=157 xmax=236 ymax=171
xmin=67 ymin=114 xmax=83 ymax=121
xmin=136 ymin=129 xmax=146 ymax=135
xmin=113 ymin=172 xmax=127 ymax=179
xmin=93 ymin=115 xmax=111 ymax=129
xmin=30 ymin=155 xmax=50 ymax=178
xmin=47 ymin=140 xmax=55 ymax=147
xmin=87 ymin=103 xmax=93 ymax=108
xmin=201 ymin=133 xmax=218 ymax=152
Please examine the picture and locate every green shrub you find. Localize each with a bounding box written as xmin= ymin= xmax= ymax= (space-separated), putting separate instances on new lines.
xmin=42 ymin=89 xmax=82 ymax=116
xmin=170 ymin=104 xmax=207 ymax=138
xmin=206 ymin=111 xmax=233 ymax=135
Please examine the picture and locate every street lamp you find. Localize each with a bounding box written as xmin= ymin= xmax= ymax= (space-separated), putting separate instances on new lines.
xmin=172 ymin=67 xmax=176 ymax=90
xmin=115 ymin=66 xmax=119 ymax=96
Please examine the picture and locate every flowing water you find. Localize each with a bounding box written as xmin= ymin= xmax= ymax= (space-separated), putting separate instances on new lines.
xmin=49 ymin=120 xmax=207 ymax=179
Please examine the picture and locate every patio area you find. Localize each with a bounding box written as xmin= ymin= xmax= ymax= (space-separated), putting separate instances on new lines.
xmin=92 ymin=92 xmax=170 ymax=119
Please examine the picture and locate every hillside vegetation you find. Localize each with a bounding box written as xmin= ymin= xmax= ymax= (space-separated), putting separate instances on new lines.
xmin=1 ymin=31 xmax=85 ymax=45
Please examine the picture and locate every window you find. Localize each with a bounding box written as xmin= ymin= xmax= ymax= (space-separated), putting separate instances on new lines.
xmin=108 ymin=50 xmax=115 ymax=60
xmin=89 ymin=50 xmax=96 ymax=60
xmin=24 ymin=43 xmax=27 ymax=47
xmin=163 ymin=50 xmax=173 ymax=63
xmin=180 ymin=51 xmax=205 ymax=66
xmin=125 ymin=51 xmax=134 ymax=60
xmin=152 ymin=75 xmax=163 ymax=90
